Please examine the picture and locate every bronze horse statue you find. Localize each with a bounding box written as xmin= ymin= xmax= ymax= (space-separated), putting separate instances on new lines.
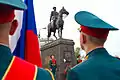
xmin=47 ymin=7 xmax=69 ymax=40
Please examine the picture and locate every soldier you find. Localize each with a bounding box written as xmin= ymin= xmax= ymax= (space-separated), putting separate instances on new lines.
xmin=64 ymin=61 xmax=71 ymax=80
xmin=49 ymin=55 xmax=57 ymax=79
xmin=0 ymin=0 xmax=54 ymax=80
xmin=77 ymin=55 xmax=82 ymax=64
xmin=50 ymin=7 xmax=58 ymax=28
xmin=67 ymin=11 xmax=120 ymax=80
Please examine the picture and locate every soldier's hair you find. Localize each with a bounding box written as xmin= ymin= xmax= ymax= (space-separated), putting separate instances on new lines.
xmin=88 ymin=35 xmax=106 ymax=45
xmin=50 ymin=54 xmax=54 ymax=58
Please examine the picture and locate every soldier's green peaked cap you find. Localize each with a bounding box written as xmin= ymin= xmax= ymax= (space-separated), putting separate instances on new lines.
xmin=75 ymin=11 xmax=118 ymax=30
xmin=0 ymin=0 xmax=27 ymax=10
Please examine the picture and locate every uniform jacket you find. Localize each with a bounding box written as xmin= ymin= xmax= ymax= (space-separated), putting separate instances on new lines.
xmin=67 ymin=48 xmax=120 ymax=80
xmin=0 ymin=45 xmax=54 ymax=80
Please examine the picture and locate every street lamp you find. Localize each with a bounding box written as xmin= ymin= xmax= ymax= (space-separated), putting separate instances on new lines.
xmin=38 ymin=27 xmax=46 ymax=41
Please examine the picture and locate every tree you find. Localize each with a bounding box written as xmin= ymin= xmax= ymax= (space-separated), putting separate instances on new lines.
xmin=74 ymin=47 xmax=80 ymax=59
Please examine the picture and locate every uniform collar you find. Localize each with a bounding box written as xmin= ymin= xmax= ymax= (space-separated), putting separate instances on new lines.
xmin=86 ymin=47 xmax=109 ymax=59
xmin=0 ymin=44 xmax=12 ymax=60
xmin=0 ymin=44 xmax=13 ymax=79
xmin=0 ymin=43 xmax=9 ymax=48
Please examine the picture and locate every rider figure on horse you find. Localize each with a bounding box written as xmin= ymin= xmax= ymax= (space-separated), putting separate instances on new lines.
xmin=50 ymin=7 xmax=58 ymax=28
xmin=48 ymin=7 xmax=69 ymax=40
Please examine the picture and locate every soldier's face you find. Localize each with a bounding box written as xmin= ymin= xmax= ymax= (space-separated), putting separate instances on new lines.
xmin=51 ymin=55 xmax=55 ymax=59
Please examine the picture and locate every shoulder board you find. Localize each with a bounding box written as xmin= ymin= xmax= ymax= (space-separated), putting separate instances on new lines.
xmin=2 ymin=56 xmax=37 ymax=80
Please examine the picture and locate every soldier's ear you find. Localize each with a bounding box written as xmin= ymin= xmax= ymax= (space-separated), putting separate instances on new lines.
xmin=80 ymin=33 xmax=86 ymax=44
xmin=82 ymin=34 xmax=86 ymax=44
xmin=9 ymin=19 xmax=18 ymax=35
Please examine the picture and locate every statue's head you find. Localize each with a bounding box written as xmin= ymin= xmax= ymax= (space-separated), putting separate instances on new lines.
xmin=62 ymin=6 xmax=64 ymax=9
xmin=53 ymin=7 xmax=56 ymax=10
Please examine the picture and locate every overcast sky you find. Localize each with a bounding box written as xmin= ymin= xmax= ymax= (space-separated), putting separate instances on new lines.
xmin=33 ymin=0 xmax=120 ymax=57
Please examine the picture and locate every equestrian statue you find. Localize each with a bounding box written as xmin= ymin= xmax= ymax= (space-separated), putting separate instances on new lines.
xmin=47 ymin=7 xmax=69 ymax=41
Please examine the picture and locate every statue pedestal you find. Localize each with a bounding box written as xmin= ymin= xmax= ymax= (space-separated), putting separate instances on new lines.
xmin=41 ymin=38 xmax=76 ymax=80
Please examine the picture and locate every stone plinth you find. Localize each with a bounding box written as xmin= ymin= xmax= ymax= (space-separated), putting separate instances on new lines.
xmin=41 ymin=38 xmax=76 ymax=80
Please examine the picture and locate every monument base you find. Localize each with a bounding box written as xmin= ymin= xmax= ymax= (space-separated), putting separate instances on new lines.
xmin=41 ymin=38 xmax=76 ymax=80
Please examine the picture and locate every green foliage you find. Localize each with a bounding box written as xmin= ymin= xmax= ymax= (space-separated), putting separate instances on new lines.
xmin=74 ymin=47 xmax=80 ymax=58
